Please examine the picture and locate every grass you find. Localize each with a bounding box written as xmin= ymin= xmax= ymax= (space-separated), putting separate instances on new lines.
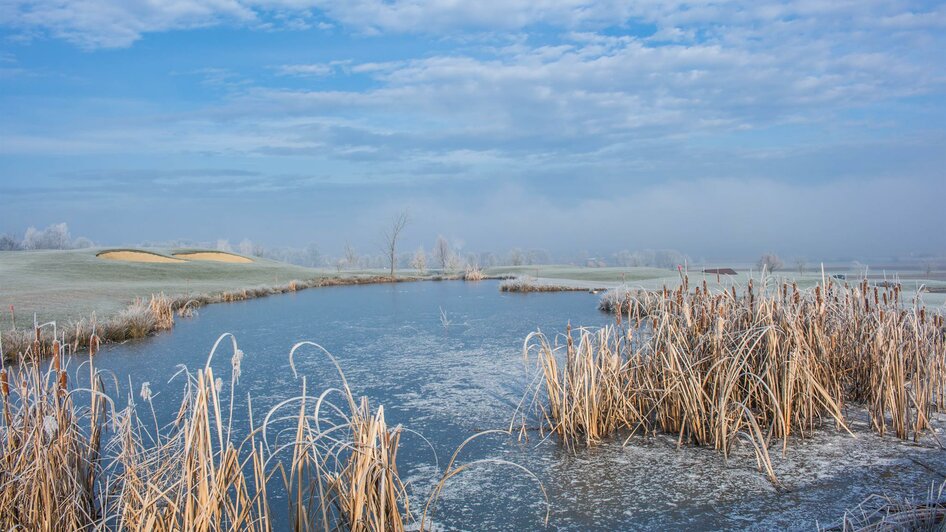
xmin=0 ymin=334 xmax=549 ymax=530
xmin=520 ymin=275 xmax=946 ymax=485
xmin=0 ymin=248 xmax=330 ymax=326
xmin=0 ymin=249 xmax=437 ymax=363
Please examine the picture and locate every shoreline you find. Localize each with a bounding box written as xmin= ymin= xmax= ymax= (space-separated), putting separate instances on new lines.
xmin=0 ymin=274 xmax=467 ymax=363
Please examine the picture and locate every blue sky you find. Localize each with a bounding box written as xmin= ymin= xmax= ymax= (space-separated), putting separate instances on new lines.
xmin=1 ymin=0 xmax=945 ymax=260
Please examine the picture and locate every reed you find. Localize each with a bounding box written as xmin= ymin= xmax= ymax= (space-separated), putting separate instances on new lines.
xmin=825 ymin=481 xmax=946 ymax=531
xmin=500 ymin=277 xmax=594 ymax=293
xmin=463 ymin=266 xmax=485 ymax=281
xmin=525 ymin=276 xmax=945 ymax=484
xmin=0 ymin=335 xmax=546 ymax=530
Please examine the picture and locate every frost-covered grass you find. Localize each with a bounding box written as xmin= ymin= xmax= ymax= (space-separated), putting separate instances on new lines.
xmin=0 ymin=248 xmax=391 ymax=326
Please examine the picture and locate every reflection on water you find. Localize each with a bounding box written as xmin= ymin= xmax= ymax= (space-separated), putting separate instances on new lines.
xmin=77 ymin=280 xmax=945 ymax=531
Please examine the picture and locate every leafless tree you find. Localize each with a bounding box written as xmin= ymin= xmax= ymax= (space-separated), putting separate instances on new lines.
xmin=795 ymin=258 xmax=807 ymax=275
xmin=757 ymin=253 xmax=784 ymax=272
xmin=434 ymin=235 xmax=452 ymax=272
xmin=383 ymin=211 xmax=410 ymax=278
xmin=344 ymin=242 xmax=358 ymax=269
xmin=508 ymin=247 xmax=525 ymax=266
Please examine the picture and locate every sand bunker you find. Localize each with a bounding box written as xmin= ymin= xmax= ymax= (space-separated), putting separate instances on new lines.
xmin=98 ymin=250 xmax=186 ymax=263
xmin=172 ymin=251 xmax=254 ymax=264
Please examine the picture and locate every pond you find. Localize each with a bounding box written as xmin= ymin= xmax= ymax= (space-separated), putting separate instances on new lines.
xmin=80 ymin=280 xmax=945 ymax=531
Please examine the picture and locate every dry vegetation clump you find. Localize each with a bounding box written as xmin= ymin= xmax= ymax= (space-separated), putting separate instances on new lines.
xmin=523 ymin=276 xmax=946 ymax=484
xmin=597 ymin=285 xmax=663 ymax=315
xmin=500 ymin=277 xmax=592 ymax=293
xmin=0 ymin=350 xmax=108 ymax=530
xmin=463 ymin=266 xmax=486 ymax=281
xmin=825 ymin=482 xmax=946 ymax=531
xmin=0 ymin=335 xmax=547 ymax=530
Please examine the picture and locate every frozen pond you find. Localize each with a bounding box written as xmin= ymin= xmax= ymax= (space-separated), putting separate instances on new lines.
xmin=79 ymin=280 xmax=946 ymax=530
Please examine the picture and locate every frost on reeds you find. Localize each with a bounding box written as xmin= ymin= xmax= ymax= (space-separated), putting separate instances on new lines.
xmin=463 ymin=266 xmax=485 ymax=281
xmin=825 ymin=481 xmax=946 ymax=531
xmin=500 ymin=277 xmax=589 ymax=293
xmin=524 ymin=276 xmax=946 ymax=484
xmin=0 ymin=335 xmax=548 ymax=530
xmin=0 ymin=349 xmax=109 ymax=529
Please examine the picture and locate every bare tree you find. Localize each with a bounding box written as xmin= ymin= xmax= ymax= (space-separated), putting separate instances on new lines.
xmin=757 ymin=253 xmax=784 ymax=272
xmin=508 ymin=247 xmax=525 ymax=266
xmin=383 ymin=211 xmax=410 ymax=278
xmin=0 ymin=234 xmax=21 ymax=250
xmin=344 ymin=242 xmax=358 ymax=270
xmin=795 ymin=258 xmax=807 ymax=275
xmin=434 ymin=235 xmax=452 ymax=272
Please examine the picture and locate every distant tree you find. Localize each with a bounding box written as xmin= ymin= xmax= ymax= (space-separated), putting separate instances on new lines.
xmin=527 ymin=249 xmax=551 ymax=265
xmin=72 ymin=237 xmax=94 ymax=249
xmin=344 ymin=242 xmax=358 ymax=270
xmin=411 ymin=246 xmax=427 ymax=273
xmin=923 ymin=260 xmax=934 ymax=278
xmin=434 ymin=235 xmax=452 ymax=271
xmin=447 ymin=253 xmax=462 ymax=272
xmin=383 ymin=211 xmax=410 ymax=278
xmin=757 ymin=253 xmax=784 ymax=272
xmin=508 ymin=248 xmax=525 ymax=266
xmin=23 ymin=223 xmax=71 ymax=250
xmin=238 ymin=239 xmax=255 ymax=256
xmin=0 ymin=234 xmax=21 ymax=250
xmin=795 ymin=258 xmax=807 ymax=275
xmin=304 ymin=243 xmax=321 ymax=267
xmin=216 ymin=239 xmax=233 ymax=252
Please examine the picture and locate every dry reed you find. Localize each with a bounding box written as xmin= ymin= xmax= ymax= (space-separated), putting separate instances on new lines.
xmin=524 ymin=276 xmax=946 ymax=484
xmin=500 ymin=277 xmax=594 ymax=293
xmin=0 ymin=334 xmax=548 ymax=530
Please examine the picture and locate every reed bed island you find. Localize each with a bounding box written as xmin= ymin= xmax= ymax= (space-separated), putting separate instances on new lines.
xmin=523 ymin=276 xmax=945 ymax=488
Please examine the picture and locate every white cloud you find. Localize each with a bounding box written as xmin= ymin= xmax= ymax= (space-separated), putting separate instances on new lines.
xmin=275 ymin=63 xmax=334 ymax=77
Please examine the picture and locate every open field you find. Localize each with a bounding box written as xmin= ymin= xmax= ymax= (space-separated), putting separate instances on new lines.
xmin=0 ymin=248 xmax=364 ymax=326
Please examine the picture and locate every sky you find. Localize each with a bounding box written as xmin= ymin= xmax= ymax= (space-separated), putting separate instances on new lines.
xmin=0 ymin=0 xmax=945 ymax=261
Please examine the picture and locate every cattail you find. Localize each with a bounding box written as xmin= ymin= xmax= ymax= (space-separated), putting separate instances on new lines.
xmin=89 ymin=334 xmax=100 ymax=356
xmin=58 ymin=370 xmax=67 ymax=397
xmin=873 ymin=287 xmax=879 ymax=306
xmin=1 ymin=369 xmax=8 ymax=397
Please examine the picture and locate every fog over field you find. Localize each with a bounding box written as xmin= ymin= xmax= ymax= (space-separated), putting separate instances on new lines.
xmin=1 ymin=1 xmax=945 ymax=259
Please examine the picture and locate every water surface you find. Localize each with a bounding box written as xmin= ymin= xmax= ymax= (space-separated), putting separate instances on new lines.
xmin=83 ymin=280 xmax=946 ymax=531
